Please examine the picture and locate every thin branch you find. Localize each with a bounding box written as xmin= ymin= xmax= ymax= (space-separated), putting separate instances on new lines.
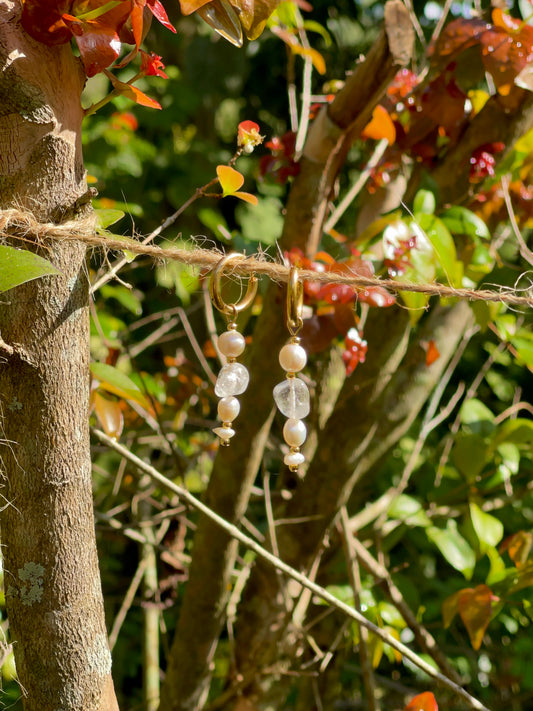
xmin=501 ymin=173 xmax=533 ymax=267
xmin=348 ymin=533 xmax=463 ymax=685
xmin=323 ymin=138 xmax=389 ymax=233
xmin=339 ymin=508 xmax=380 ymax=711
xmin=93 ymin=428 xmax=491 ymax=711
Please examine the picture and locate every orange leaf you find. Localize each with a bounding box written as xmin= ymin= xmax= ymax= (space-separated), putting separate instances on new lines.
xmin=442 ymin=590 xmax=461 ymax=629
xmin=361 ymin=105 xmax=396 ymax=145
xmin=425 ymin=339 xmax=440 ymax=366
xmin=179 ymin=0 xmax=212 ymax=15
xmin=290 ymin=44 xmax=326 ymax=75
xmin=216 ymin=165 xmax=245 ymax=195
xmin=500 ymin=531 xmax=533 ymax=568
xmin=458 ymin=584 xmax=498 ymax=650
xmin=107 ymin=74 xmax=162 ymax=109
xmin=233 ymin=191 xmax=258 ymax=205
xmin=93 ymin=390 xmax=124 ymax=439
xmin=403 ymin=692 xmax=438 ymax=711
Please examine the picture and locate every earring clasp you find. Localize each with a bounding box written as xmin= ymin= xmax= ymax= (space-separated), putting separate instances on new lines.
xmin=209 ymin=253 xmax=258 ymax=320
xmin=286 ymin=266 xmax=304 ymax=337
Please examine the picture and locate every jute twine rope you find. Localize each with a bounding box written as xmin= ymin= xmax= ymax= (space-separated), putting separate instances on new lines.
xmin=1 ymin=208 xmax=532 ymax=308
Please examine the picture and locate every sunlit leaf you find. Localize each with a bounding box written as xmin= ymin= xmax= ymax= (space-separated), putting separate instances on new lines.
xmin=415 ymin=214 xmax=459 ymax=286
xmin=470 ymin=502 xmax=504 ymax=550
xmin=233 ymin=191 xmax=259 ymax=204
xmin=458 ymin=584 xmax=498 ymax=650
xmin=441 ymin=206 xmax=490 ymax=240
xmin=90 ymin=362 xmax=150 ymax=409
xmin=95 ymin=208 xmax=125 ymax=229
xmin=403 ymin=691 xmax=439 ymax=711
xmin=0 ymin=245 xmax=61 ymax=293
xmin=361 ymin=105 xmax=396 ymax=145
xmin=92 ymin=390 xmax=124 ymax=439
xmin=413 ymin=189 xmax=436 ymax=216
xmin=217 ymin=165 xmax=245 ymax=194
xmin=195 ymin=0 xmax=243 ymax=47
xmin=62 ymin=14 xmax=122 ymax=77
xmin=290 ymin=44 xmax=326 ymax=74
xmin=107 ymin=74 xmax=162 ymax=109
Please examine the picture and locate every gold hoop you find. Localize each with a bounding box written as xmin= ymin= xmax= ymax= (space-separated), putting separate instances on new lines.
xmin=209 ymin=252 xmax=258 ymax=319
xmin=286 ymin=265 xmax=304 ymax=336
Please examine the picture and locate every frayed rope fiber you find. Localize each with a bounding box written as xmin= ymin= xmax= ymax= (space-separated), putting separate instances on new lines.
xmin=1 ymin=207 xmax=532 ymax=308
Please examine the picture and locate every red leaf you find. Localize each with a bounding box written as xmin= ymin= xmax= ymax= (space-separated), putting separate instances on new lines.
xmin=458 ymin=584 xmax=498 ymax=650
xmin=403 ymin=692 xmax=438 ymax=711
xmin=62 ymin=14 xmax=122 ymax=76
xmin=148 ymin=0 xmax=177 ymax=32
xmin=21 ymin=0 xmax=72 ymax=45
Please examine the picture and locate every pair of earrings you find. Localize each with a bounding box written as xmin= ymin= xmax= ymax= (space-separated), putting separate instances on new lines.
xmin=209 ymin=253 xmax=310 ymax=472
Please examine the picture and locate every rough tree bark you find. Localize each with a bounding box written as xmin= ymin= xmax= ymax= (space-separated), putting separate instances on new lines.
xmin=0 ymin=3 xmax=118 ymax=710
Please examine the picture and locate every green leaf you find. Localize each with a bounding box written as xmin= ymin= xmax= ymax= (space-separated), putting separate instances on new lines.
xmin=100 ymin=285 xmax=143 ymax=315
xmin=440 ymin=206 xmax=490 ymax=240
xmin=470 ymin=502 xmax=504 ymax=550
xmin=90 ymin=362 xmax=150 ymax=409
xmin=451 ymin=432 xmax=488 ymax=481
xmin=0 ymin=245 xmax=62 ymax=293
xmin=427 ymin=520 xmax=476 ymax=578
xmin=387 ymin=494 xmax=430 ymax=527
xmin=415 ymin=214 xmax=460 ymax=286
xmin=95 ymin=208 xmax=125 ymax=229
xmin=236 ymin=196 xmax=284 ymax=245
xmin=459 ymin=398 xmax=495 ymax=436
xmin=493 ymin=418 xmax=533 ymax=448
xmin=510 ymin=334 xmax=533 ymax=368
xmin=413 ymin=189 xmax=436 ymax=215
xmin=302 ymin=19 xmax=332 ymax=46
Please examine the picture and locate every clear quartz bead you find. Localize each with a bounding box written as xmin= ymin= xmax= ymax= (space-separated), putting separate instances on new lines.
xmin=215 ymin=363 xmax=249 ymax=397
xmin=273 ymin=377 xmax=310 ymax=419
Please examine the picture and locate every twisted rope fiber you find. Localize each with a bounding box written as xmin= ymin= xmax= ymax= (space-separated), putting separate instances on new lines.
xmin=1 ymin=208 xmax=532 ymax=308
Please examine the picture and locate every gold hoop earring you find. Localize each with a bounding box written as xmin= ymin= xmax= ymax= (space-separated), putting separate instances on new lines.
xmin=209 ymin=253 xmax=258 ymax=446
xmin=273 ymin=266 xmax=309 ymax=472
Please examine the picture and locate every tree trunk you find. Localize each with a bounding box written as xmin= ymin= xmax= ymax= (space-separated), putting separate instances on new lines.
xmin=0 ymin=4 xmax=118 ymax=709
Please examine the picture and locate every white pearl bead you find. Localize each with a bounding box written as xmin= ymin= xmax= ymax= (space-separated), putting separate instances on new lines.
xmin=218 ymin=330 xmax=245 ymax=358
xmin=284 ymin=451 xmax=305 ymax=467
xmin=283 ymin=418 xmax=307 ymax=447
xmin=279 ymin=343 xmax=307 ymax=373
xmin=218 ymin=396 xmax=240 ymax=422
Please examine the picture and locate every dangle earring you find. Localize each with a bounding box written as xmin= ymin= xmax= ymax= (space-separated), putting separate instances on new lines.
xmin=209 ymin=253 xmax=258 ymax=446
xmin=273 ymin=266 xmax=309 ymax=472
